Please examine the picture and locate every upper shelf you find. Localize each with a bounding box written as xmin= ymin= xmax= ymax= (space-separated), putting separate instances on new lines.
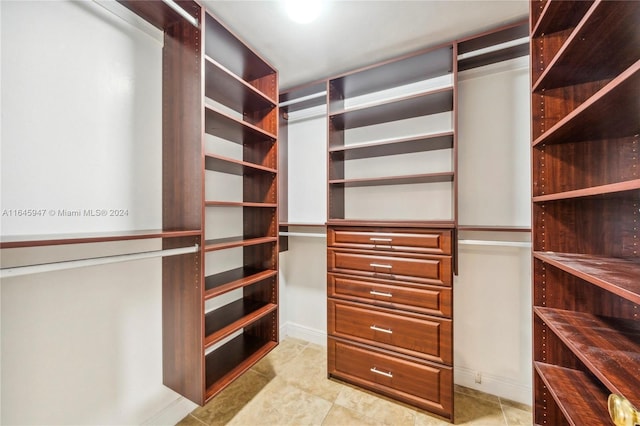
xmin=533 ymin=252 xmax=640 ymax=306
xmin=205 ymin=56 xmax=275 ymax=114
xmin=532 ymin=180 xmax=640 ymax=203
xmin=330 ymin=88 xmax=453 ymax=130
xmin=330 ymin=45 xmax=452 ymax=99
xmin=329 ymin=132 xmax=453 ymax=160
xmin=532 ymin=1 xmax=640 ymax=91
xmin=531 ymin=1 xmax=594 ymax=37
xmin=205 ymin=154 xmax=276 ymax=175
xmin=457 ymin=20 xmax=529 ymax=71
xmin=205 ymin=105 xmax=276 ymax=144
xmin=533 ymin=61 xmax=640 ymax=146
xmin=329 ymin=172 xmax=454 ymax=188
xmin=280 ymin=81 xmax=327 ymax=113
xmin=0 ymin=229 xmax=201 ymax=249
xmin=118 ymin=0 xmax=200 ymax=31
xmin=204 ymin=13 xmax=276 ymax=100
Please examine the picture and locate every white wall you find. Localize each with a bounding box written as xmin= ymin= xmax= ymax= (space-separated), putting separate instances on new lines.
xmin=1 ymin=1 xmax=194 ymax=424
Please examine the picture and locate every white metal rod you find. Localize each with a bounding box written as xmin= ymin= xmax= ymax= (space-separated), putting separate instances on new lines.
xmin=285 ymin=109 xmax=327 ymax=122
xmin=279 ymin=91 xmax=327 ymax=108
xmin=458 ymin=239 xmax=531 ymax=248
xmin=279 ymin=232 xmax=326 ymax=238
xmin=0 ymin=244 xmax=199 ymax=279
xmin=161 ymin=0 xmax=199 ymax=28
xmin=457 ymin=36 xmax=530 ymax=60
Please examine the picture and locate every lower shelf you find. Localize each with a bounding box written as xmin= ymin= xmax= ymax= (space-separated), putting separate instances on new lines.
xmin=534 ymin=362 xmax=610 ymax=425
xmin=205 ymin=333 xmax=277 ymax=401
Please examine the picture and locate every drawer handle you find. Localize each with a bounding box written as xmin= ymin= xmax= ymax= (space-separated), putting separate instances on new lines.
xmin=370 ymin=290 xmax=393 ymax=298
xmin=609 ymin=394 xmax=640 ymax=426
xmin=370 ymin=367 xmax=393 ymax=378
xmin=370 ymin=325 xmax=393 ymax=334
xmin=370 ymin=263 xmax=392 ymax=269
xmin=370 ymin=237 xmax=393 ymax=242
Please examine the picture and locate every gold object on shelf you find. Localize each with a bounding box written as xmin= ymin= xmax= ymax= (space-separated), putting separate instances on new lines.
xmin=608 ymin=394 xmax=640 ymax=426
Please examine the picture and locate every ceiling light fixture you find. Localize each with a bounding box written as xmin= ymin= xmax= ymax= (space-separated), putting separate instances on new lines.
xmin=283 ymin=0 xmax=323 ymax=24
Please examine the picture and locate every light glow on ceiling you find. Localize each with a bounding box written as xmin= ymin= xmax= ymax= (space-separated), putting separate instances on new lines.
xmin=283 ymin=0 xmax=323 ymax=24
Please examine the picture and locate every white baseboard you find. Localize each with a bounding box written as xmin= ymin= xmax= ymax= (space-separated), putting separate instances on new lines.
xmin=280 ymin=321 xmax=327 ymax=347
xmin=141 ymin=396 xmax=198 ymax=426
xmin=454 ymin=365 xmax=532 ymax=406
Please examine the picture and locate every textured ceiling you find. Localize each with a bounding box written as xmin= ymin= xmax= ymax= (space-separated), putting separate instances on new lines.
xmin=202 ymin=0 xmax=529 ymax=91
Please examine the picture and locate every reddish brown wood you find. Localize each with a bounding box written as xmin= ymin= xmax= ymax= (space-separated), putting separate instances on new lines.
xmin=326 ymin=219 xmax=456 ymax=229
xmin=328 ymin=299 xmax=452 ymax=364
xmin=531 ymin=1 xmax=593 ymax=37
xmin=204 ymin=300 xmax=277 ymax=348
xmin=205 ymin=268 xmax=277 ymax=300
xmin=118 ymin=0 xmax=200 ymax=31
xmin=328 ymin=227 xmax=452 ymax=255
xmin=328 ymin=273 xmax=452 ymax=317
xmin=535 ymin=363 xmax=610 ymax=426
xmin=328 ymin=338 xmax=453 ymax=421
xmin=204 ymin=236 xmax=277 ymax=252
xmin=329 ymin=172 xmax=454 ymax=188
xmin=205 ymin=153 xmax=277 ymax=175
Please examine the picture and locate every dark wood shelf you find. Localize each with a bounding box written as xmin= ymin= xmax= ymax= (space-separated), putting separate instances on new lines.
xmin=0 ymin=229 xmax=201 ymax=249
xmin=205 ymin=105 xmax=276 ymax=144
xmin=532 ymin=180 xmax=640 ymax=203
xmin=534 ymin=307 xmax=640 ymax=409
xmin=330 ymin=87 xmax=453 ymax=130
xmin=204 ymin=13 xmax=276 ymax=99
xmin=534 ymin=362 xmax=610 ymax=425
xmin=532 ymin=1 xmax=640 ymax=91
xmin=329 ymin=132 xmax=453 ymax=160
xmin=531 ymin=1 xmax=594 ymax=37
xmin=280 ymin=81 xmax=327 ymax=113
xmin=204 ymin=201 xmax=277 ymax=208
xmin=326 ymin=219 xmax=456 ymax=229
xmin=279 ymin=222 xmax=327 ymax=227
xmin=532 ymin=61 xmax=640 ymax=146
xmin=533 ymin=252 xmax=640 ymax=305
xmin=118 ymin=0 xmax=200 ymax=31
xmin=457 ymin=20 xmax=529 ymax=71
xmin=205 ymin=333 xmax=278 ymax=400
xmin=204 ymin=55 xmax=275 ymax=113
xmin=205 ymin=267 xmax=277 ymax=300
xmin=205 ymin=154 xmax=276 ymax=175
xmin=331 ymin=45 xmax=452 ymax=99
xmin=204 ymin=299 xmax=277 ymax=348
xmin=204 ymin=236 xmax=277 ymax=252
xmin=329 ymin=172 xmax=454 ymax=188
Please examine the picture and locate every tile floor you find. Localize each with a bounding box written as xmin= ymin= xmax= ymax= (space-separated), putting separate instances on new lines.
xmin=177 ymin=338 xmax=532 ymax=426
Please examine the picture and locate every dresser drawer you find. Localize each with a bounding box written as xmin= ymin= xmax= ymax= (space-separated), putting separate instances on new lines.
xmin=328 ymin=227 xmax=452 ymax=255
xmin=328 ymin=273 xmax=452 ymax=318
xmin=327 ymin=248 xmax=452 ymax=286
xmin=328 ymin=299 xmax=452 ymax=365
xmin=328 ymin=338 xmax=453 ymax=420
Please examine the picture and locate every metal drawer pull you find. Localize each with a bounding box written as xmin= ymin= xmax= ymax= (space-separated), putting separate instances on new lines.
xmin=370 ymin=237 xmax=392 ymax=242
xmin=370 ymin=290 xmax=393 ymax=297
xmin=609 ymin=394 xmax=640 ymax=426
xmin=370 ymin=367 xmax=393 ymax=378
xmin=370 ymin=325 xmax=393 ymax=334
xmin=370 ymin=263 xmax=392 ymax=269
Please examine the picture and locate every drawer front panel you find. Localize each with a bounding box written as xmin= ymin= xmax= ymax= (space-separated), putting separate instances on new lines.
xmin=327 ymin=249 xmax=452 ymax=286
xmin=328 ymin=338 xmax=453 ymax=419
xmin=328 ymin=273 xmax=452 ymax=318
xmin=328 ymin=227 xmax=452 ymax=255
xmin=328 ymin=300 xmax=452 ymax=364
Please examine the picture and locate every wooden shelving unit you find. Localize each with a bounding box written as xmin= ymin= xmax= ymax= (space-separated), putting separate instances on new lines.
xmin=115 ymin=1 xmax=279 ymax=406
xmin=530 ymin=1 xmax=640 ymax=424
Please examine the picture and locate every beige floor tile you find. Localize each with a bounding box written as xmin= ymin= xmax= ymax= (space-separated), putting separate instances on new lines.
xmin=278 ymin=345 xmax=344 ymax=402
xmin=176 ymin=414 xmax=207 ymax=426
xmin=251 ymin=338 xmax=309 ymax=379
xmin=501 ymin=405 xmax=532 ymax=426
xmin=227 ymin=376 xmax=333 ymax=426
xmin=414 ymin=411 xmax=457 ymax=426
xmin=499 ymin=398 xmax=532 ymax=413
xmin=321 ymin=404 xmax=385 ymax=426
xmin=454 ymin=386 xmax=501 ymax=405
xmin=453 ymin=393 xmax=506 ymax=425
xmin=190 ymin=369 xmax=271 ymax=426
xmin=333 ymin=384 xmax=416 ymax=426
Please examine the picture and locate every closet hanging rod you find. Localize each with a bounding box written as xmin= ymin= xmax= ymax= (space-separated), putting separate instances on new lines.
xmin=279 ymin=232 xmax=326 ymax=238
xmin=0 ymin=244 xmax=199 ymax=279
xmin=458 ymin=239 xmax=531 ymax=248
xmin=279 ymin=91 xmax=327 ymax=108
xmin=161 ymin=0 xmax=199 ymax=28
xmin=457 ymin=36 xmax=530 ymax=61
xmin=284 ymin=110 xmax=327 ymax=122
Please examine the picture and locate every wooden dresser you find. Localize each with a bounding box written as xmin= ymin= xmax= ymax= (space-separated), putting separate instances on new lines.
xmin=327 ymin=225 xmax=454 ymax=420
